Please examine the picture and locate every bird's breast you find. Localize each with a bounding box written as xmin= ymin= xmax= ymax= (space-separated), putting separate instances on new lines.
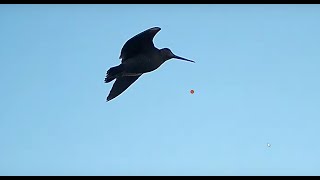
xmin=123 ymin=72 xmax=143 ymax=76
xmin=123 ymin=54 xmax=164 ymax=74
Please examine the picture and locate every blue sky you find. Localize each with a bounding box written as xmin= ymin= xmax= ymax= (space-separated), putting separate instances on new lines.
xmin=1 ymin=4 xmax=320 ymax=175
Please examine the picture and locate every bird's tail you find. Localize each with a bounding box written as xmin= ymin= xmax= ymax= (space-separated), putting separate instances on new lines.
xmin=104 ymin=64 xmax=124 ymax=83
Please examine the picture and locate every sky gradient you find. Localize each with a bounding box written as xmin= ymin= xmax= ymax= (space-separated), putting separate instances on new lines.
xmin=1 ymin=4 xmax=320 ymax=175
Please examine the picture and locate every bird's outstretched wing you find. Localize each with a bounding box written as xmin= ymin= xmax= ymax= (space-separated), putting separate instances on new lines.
xmin=119 ymin=27 xmax=161 ymax=62
xmin=106 ymin=75 xmax=141 ymax=101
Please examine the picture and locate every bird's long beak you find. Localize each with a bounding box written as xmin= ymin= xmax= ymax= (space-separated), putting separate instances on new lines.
xmin=173 ymin=55 xmax=195 ymax=63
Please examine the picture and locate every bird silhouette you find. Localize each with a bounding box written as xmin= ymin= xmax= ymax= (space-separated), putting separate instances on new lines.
xmin=104 ymin=27 xmax=195 ymax=101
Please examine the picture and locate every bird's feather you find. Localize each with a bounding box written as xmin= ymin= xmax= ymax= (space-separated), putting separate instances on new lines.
xmin=119 ymin=27 xmax=161 ymax=62
xmin=106 ymin=75 xmax=141 ymax=101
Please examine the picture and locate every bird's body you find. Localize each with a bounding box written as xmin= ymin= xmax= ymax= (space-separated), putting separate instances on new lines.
xmin=104 ymin=27 xmax=194 ymax=101
xmin=122 ymin=48 xmax=165 ymax=74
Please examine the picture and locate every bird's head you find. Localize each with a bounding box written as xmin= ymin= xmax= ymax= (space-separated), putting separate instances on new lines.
xmin=160 ymin=48 xmax=195 ymax=63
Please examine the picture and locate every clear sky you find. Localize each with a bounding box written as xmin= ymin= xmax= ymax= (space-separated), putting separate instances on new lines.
xmin=1 ymin=4 xmax=320 ymax=176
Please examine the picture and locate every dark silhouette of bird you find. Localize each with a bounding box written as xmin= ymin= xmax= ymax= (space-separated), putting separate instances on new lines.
xmin=104 ymin=27 xmax=195 ymax=101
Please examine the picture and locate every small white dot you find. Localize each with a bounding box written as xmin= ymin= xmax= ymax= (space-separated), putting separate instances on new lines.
xmin=267 ymin=143 xmax=271 ymax=147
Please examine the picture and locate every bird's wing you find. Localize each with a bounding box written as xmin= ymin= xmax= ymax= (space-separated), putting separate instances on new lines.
xmin=119 ymin=27 xmax=161 ymax=62
xmin=106 ymin=75 xmax=141 ymax=101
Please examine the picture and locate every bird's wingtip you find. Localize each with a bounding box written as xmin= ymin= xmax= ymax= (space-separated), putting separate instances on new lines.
xmin=106 ymin=95 xmax=113 ymax=102
xmin=150 ymin=27 xmax=161 ymax=32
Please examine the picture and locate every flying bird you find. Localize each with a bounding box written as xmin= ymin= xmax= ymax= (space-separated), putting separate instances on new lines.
xmin=104 ymin=27 xmax=195 ymax=101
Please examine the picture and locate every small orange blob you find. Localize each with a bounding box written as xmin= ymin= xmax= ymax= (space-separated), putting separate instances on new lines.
xmin=190 ymin=89 xmax=194 ymax=94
